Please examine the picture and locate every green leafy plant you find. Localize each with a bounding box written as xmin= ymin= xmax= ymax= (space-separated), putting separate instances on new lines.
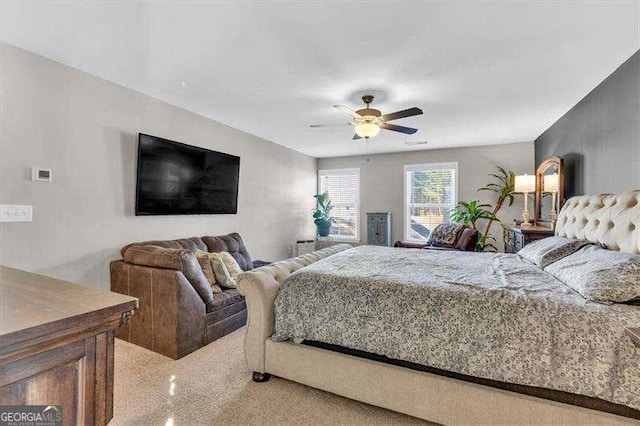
xmin=476 ymin=166 xmax=519 ymax=251
xmin=312 ymin=192 xmax=335 ymax=227
xmin=450 ymin=200 xmax=497 ymax=230
xmin=451 ymin=166 xmax=523 ymax=252
xmin=476 ymin=234 xmax=498 ymax=253
xmin=450 ymin=200 xmax=500 ymax=252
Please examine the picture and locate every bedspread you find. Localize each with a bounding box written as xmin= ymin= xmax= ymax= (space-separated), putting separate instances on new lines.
xmin=272 ymin=245 xmax=640 ymax=410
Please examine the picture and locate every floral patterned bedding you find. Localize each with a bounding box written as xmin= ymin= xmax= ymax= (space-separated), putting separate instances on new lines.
xmin=272 ymin=245 xmax=640 ymax=410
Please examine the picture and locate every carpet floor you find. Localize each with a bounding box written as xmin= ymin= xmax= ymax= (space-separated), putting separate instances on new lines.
xmin=111 ymin=327 xmax=431 ymax=425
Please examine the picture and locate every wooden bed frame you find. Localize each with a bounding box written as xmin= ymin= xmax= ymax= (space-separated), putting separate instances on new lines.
xmin=237 ymin=191 xmax=640 ymax=425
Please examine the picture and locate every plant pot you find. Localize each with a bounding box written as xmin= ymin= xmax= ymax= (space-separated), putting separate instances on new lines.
xmin=317 ymin=222 xmax=331 ymax=237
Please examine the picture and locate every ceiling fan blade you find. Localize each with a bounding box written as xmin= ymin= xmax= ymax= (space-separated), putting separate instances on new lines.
xmin=380 ymin=107 xmax=423 ymax=122
xmin=309 ymin=123 xmax=353 ymax=128
xmin=352 ymin=133 xmax=362 ymax=140
xmin=380 ymin=123 xmax=419 ymax=135
xmin=334 ymin=104 xmax=363 ymax=118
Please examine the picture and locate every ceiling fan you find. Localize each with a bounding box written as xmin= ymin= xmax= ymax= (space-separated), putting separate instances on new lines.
xmin=310 ymin=95 xmax=423 ymax=140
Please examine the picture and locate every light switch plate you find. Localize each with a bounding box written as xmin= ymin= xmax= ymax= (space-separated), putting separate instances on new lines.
xmin=0 ymin=205 xmax=33 ymax=223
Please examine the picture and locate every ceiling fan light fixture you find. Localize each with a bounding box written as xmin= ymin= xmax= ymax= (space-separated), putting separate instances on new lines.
xmin=355 ymin=122 xmax=380 ymax=139
xmin=312 ymin=94 xmax=423 ymax=141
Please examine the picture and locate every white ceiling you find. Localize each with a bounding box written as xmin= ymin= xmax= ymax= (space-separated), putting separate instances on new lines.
xmin=1 ymin=1 xmax=639 ymax=158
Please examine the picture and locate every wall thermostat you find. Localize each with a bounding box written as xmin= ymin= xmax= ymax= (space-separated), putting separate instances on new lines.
xmin=32 ymin=167 xmax=52 ymax=182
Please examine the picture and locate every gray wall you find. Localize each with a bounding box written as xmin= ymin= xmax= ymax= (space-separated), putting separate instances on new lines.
xmin=0 ymin=43 xmax=317 ymax=290
xmin=535 ymin=51 xmax=640 ymax=197
xmin=318 ymin=142 xmax=535 ymax=251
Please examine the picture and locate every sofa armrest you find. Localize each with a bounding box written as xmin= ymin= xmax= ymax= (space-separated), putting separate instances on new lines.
xmin=455 ymin=228 xmax=479 ymax=251
xmin=394 ymin=240 xmax=428 ymax=249
xmin=111 ymin=260 xmax=206 ymax=359
xmin=422 ymin=246 xmax=459 ymax=251
xmin=122 ymin=245 xmax=214 ymax=309
xmin=252 ymin=260 xmax=272 ymax=268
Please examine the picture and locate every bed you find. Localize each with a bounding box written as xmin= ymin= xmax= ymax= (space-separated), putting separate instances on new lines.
xmin=237 ymin=191 xmax=640 ymax=425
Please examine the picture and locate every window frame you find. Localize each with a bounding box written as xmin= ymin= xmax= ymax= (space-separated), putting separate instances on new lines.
xmin=403 ymin=162 xmax=459 ymax=242
xmin=318 ymin=167 xmax=361 ymax=242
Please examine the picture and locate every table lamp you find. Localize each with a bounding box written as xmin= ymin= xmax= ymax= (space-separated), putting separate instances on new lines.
xmin=543 ymin=173 xmax=560 ymax=221
xmin=514 ymin=174 xmax=536 ymax=225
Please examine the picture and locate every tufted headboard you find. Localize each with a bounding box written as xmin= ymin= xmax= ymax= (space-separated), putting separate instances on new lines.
xmin=555 ymin=190 xmax=640 ymax=254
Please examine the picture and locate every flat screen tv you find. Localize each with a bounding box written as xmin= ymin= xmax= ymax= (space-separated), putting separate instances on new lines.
xmin=135 ymin=133 xmax=240 ymax=215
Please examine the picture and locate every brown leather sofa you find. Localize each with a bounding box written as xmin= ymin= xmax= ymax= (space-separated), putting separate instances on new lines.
xmin=110 ymin=233 xmax=266 ymax=359
xmin=394 ymin=226 xmax=479 ymax=251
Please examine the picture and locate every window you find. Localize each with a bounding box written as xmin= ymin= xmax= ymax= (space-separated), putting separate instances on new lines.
xmin=404 ymin=162 xmax=458 ymax=241
xmin=318 ymin=168 xmax=360 ymax=240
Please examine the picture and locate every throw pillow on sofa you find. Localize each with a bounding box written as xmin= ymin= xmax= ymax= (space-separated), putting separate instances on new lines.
xmin=219 ymin=251 xmax=243 ymax=280
xmin=426 ymin=223 xmax=465 ymax=247
xmin=194 ymin=250 xmax=223 ymax=294
xmin=208 ymin=252 xmax=237 ymax=289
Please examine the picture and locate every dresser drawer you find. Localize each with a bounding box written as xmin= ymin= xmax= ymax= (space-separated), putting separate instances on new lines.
xmin=504 ymin=228 xmax=513 ymax=247
xmin=514 ymin=232 xmax=525 ymax=251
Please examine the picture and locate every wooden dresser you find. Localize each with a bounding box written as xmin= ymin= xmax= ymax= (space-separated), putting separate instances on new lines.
xmin=0 ymin=266 xmax=137 ymax=425
xmin=502 ymin=224 xmax=554 ymax=253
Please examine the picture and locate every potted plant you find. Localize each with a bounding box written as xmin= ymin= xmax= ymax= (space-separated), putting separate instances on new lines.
xmin=450 ymin=166 xmax=524 ymax=252
xmin=450 ymin=200 xmax=499 ymax=251
xmin=478 ymin=166 xmax=516 ymax=246
xmin=450 ymin=200 xmax=498 ymax=229
xmin=312 ymin=192 xmax=335 ymax=237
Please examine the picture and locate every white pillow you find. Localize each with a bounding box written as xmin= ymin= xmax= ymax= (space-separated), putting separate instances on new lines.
xmin=545 ymin=245 xmax=640 ymax=303
xmin=517 ymin=236 xmax=592 ymax=268
xmin=208 ymin=252 xmax=237 ymax=289
xmin=218 ymin=251 xmax=243 ymax=280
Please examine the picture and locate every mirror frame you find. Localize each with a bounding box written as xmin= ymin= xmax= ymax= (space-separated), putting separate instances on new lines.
xmin=535 ymin=156 xmax=565 ymax=228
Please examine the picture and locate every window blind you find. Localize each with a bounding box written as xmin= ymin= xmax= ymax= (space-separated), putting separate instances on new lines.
xmin=404 ymin=163 xmax=457 ymax=241
xmin=319 ymin=168 xmax=360 ymax=239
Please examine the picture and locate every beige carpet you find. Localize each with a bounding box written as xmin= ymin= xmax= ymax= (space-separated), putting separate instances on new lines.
xmin=111 ymin=327 xmax=431 ymax=425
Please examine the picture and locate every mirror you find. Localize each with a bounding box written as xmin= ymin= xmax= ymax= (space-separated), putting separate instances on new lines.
xmin=535 ymin=156 xmax=565 ymax=228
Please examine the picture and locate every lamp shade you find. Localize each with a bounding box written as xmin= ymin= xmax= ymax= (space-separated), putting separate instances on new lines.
xmin=355 ymin=122 xmax=380 ymax=139
xmin=543 ymin=173 xmax=559 ymax=192
xmin=514 ymin=174 xmax=535 ymax=193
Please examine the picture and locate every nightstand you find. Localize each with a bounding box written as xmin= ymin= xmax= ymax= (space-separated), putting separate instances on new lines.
xmin=502 ymin=224 xmax=554 ymax=253
xmin=367 ymin=212 xmax=392 ymax=246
